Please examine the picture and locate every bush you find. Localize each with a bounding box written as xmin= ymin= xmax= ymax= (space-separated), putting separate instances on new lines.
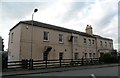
xmin=2 ymin=52 xmax=8 ymax=69
xmin=102 ymin=53 xmax=112 ymax=63
xmin=110 ymin=56 xmax=118 ymax=63
xmin=102 ymin=53 xmax=118 ymax=63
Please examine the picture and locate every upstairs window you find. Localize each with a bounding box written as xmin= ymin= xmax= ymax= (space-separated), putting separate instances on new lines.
xmin=59 ymin=34 xmax=63 ymax=43
xmin=11 ymin=33 xmax=14 ymax=43
xmin=84 ymin=38 xmax=86 ymax=44
xmin=109 ymin=43 xmax=112 ymax=47
xmin=100 ymin=41 xmax=103 ymax=46
xmin=92 ymin=40 xmax=95 ymax=44
xmin=105 ymin=42 xmax=107 ymax=47
xmin=43 ymin=31 xmax=49 ymax=41
xmin=74 ymin=36 xmax=78 ymax=44
xmin=89 ymin=39 xmax=91 ymax=45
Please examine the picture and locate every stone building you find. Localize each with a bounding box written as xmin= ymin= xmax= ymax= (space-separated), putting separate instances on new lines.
xmin=8 ymin=20 xmax=113 ymax=61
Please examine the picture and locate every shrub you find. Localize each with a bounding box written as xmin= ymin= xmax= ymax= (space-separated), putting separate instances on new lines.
xmin=110 ymin=56 xmax=118 ymax=63
xmin=102 ymin=53 xmax=112 ymax=63
xmin=2 ymin=52 xmax=8 ymax=69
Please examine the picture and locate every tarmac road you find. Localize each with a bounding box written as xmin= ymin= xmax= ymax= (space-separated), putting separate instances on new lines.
xmin=24 ymin=66 xmax=118 ymax=76
xmin=2 ymin=66 xmax=119 ymax=78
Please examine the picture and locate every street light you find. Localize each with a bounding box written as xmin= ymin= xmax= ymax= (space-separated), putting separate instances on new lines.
xmin=32 ymin=9 xmax=38 ymax=21
xmin=29 ymin=8 xmax=38 ymax=69
xmin=31 ymin=8 xmax=38 ymax=59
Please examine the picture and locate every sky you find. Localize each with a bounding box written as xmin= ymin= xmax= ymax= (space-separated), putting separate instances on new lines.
xmin=0 ymin=0 xmax=119 ymax=51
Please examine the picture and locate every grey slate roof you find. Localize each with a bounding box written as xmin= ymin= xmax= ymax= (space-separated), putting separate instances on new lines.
xmin=10 ymin=20 xmax=112 ymax=40
xmin=94 ymin=35 xmax=112 ymax=41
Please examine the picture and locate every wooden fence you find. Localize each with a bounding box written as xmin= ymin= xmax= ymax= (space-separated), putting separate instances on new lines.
xmin=3 ymin=58 xmax=101 ymax=70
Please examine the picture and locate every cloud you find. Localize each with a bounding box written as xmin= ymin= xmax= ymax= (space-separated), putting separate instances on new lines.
xmin=1 ymin=0 xmax=57 ymax=2
xmin=30 ymin=1 xmax=73 ymax=25
xmin=61 ymin=2 xmax=93 ymax=23
xmin=0 ymin=0 xmax=118 ymax=51
xmin=1 ymin=2 xmax=50 ymax=20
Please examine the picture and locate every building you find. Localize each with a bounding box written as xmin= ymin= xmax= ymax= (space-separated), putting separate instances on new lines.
xmin=8 ymin=20 xmax=113 ymax=61
xmin=0 ymin=36 xmax=4 ymax=51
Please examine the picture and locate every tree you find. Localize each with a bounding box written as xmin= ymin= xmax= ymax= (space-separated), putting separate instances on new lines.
xmin=2 ymin=39 xmax=4 ymax=51
xmin=2 ymin=52 xmax=8 ymax=69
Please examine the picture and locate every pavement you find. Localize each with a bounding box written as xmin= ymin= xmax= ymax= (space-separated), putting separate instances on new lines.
xmin=2 ymin=63 xmax=119 ymax=76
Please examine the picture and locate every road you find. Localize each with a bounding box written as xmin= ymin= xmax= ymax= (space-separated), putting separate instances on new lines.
xmin=2 ymin=66 xmax=119 ymax=78
xmin=25 ymin=66 xmax=118 ymax=76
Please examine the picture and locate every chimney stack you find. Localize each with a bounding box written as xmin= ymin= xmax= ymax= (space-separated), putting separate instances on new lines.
xmin=85 ymin=24 xmax=93 ymax=35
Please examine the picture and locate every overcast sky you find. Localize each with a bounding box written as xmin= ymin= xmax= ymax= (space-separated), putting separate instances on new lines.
xmin=0 ymin=0 xmax=119 ymax=51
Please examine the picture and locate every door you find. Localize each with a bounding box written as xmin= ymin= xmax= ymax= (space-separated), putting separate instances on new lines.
xmin=59 ymin=52 xmax=63 ymax=60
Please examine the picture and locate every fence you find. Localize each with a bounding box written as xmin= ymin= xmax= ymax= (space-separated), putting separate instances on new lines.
xmin=2 ymin=58 xmax=104 ymax=70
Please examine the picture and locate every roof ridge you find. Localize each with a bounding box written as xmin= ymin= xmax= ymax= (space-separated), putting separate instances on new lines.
xmin=10 ymin=20 xmax=112 ymax=40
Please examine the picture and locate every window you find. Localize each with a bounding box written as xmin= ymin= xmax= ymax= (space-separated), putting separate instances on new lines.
xmin=59 ymin=34 xmax=63 ymax=43
xmin=74 ymin=36 xmax=78 ymax=44
xmin=100 ymin=41 xmax=102 ymax=46
xmin=89 ymin=39 xmax=91 ymax=45
xmin=92 ymin=40 xmax=94 ymax=44
xmin=84 ymin=38 xmax=86 ymax=44
xmin=44 ymin=31 xmax=49 ymax=41
xmin=11 ymin=33 xmax=14 ymax=43
xmin=109 ymin=43 xmax=112 ymax=47
xmin=85 ymin=53 xmax=87 ymax=58
xmin=59 ymin=52 xmax=63 ymax=60
xmin=105 ymin=42 xmax=107 ymax=47
xmin=74 ymin=53 xmax=79 ymax=60
xmin=93 ymin=53 xmax=95 ymax=58
xmin=89 ymin=53 xmax=92 ymax=58
xmin=109 ymin=43 xmax=111 ymax=47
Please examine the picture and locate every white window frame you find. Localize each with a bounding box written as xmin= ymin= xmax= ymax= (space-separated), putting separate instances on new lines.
xmin=109 ymin=43 xmax=112 ymax=47
xmin=89 ymin=53 xmax=92 ymax=58
xmin=85 ymin=53 xmax=87 ymax=58
xmin=43 ymin=31 xmax=49 ymax=41
xmin=92 ymin=40 xmax=94 ymax=44
xmin=73 ymin=36 xmax=78 ymax=44
xmin=84 ymin=38 xmax=87 ymax=45
xmin=105 ymin=42 xmax=107 ymax=47
xmin=100 ymin=41 xmax=103 ymax=46
xmin=89 ymin=39 xmax=91 ymax=45
xmin=59 ymin=34 xmax=64 ymax=43
xmin=74 ymin=53 xmax=79 ymax=60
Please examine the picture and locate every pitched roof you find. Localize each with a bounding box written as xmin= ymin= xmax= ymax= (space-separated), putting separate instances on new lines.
xmin=94 ymin=35 xmax=112 ymax=41
xmin=10 ymin=20 xmax=112 ymax=40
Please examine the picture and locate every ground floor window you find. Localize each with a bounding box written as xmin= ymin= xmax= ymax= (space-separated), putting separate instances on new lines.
xmin=85 ymin=53 xmax=87 ymax=58
xmin=74 ymin=53 xmax=79 ymax=60
xmin=93 ymin=53 xmax=95 ymax=58
xmin=89 ymin=53 xmax=92 ymax=58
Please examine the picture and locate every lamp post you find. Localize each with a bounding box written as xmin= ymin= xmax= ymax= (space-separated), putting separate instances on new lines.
xmin=30 ymin=8 xmax=38 ymax=59
xmin=29 ymin=9 xmax=38 ymax=69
